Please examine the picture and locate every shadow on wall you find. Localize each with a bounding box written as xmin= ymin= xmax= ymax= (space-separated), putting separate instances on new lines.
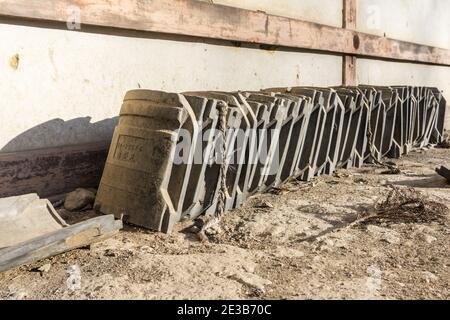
xmin=1 ymin=116 xmax=118 ymax=153
xmin=0 ymin=116 xmax=118 ymax=198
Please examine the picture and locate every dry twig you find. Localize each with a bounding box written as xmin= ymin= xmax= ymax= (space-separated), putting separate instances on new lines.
xmin=358 ymin=185 xmax=448 ymax=226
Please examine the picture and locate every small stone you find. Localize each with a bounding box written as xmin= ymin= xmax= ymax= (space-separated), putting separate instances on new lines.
xmin=230 ymin=272 xmax=272 ymax=294
xmin=404 ymin=240 xmax=415 ymax=247
xmin=64 ymin=188 xmax=96 ymax=211
xmin=318 ymin=244 xmax=332 ymax=252
xmin=423 ymin=271 xmax=438 ymax=283
xmin=254 ymin=200 xmax=274 ymax=209
xmin=140 ymin=245 xmax=154 ymax=253
xmin=104 ymin=249 xmax=116 ymax=257
xmin=297 ymin=231 xmax=310 ymax=238
xmin=383 ymin=233 xmax=400 ymax=244
xmin=38 ymin=263 xmax=51 ymax=273
xmin=354 ymin=177 xmax=368 ymax=184
xmin=423 ymin=234 xmax=437 ymax=244
xmin=243 ymin=264 xmax=256 ymax=273
xmin=205 ymin=225 xmax=221 ymax=235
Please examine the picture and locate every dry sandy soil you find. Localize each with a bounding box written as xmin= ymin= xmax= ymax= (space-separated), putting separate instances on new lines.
xmin=0 ymin=148 xmax=449 ymax=300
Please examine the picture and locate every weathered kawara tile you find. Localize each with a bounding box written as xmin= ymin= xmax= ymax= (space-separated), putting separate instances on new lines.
xmin=95 ymin=86 xmax=446 ymax=232
xmin=334 ymin=87 xmax=365 ymax=169
xmin=95 ymin=90 xmax=199 ymax=232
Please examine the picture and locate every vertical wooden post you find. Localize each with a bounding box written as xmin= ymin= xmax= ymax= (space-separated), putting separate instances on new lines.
xmin=342 ymin=0 xmax=357 ymax=86
xmin=343 ymin=55 xmax=356 ymax=86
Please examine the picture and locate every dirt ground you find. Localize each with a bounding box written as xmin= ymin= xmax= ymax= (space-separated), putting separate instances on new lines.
xmin=0 ymin=148 xmax=449 ymax=300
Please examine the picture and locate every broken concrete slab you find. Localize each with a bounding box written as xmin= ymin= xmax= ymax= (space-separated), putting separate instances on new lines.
xmin=0 ymin=193 xmax=67 ymax=248
xmin=0 ymin=193 xmax=122 ymax=272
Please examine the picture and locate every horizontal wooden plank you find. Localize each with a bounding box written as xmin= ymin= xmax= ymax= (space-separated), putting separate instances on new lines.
xmin=0 ymin=142 xmax=110 ymax=198
xmin=0 ymin=0 xmax=449 ymax=66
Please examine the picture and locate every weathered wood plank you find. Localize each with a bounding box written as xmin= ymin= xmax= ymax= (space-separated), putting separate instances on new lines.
xmin=343 ymin=0 xmax=357 ymax=29
xmin=342 ymin=55 xmax=357 ymax=86
xmin=0 ymin=0 xmax=449 ymax=65
xmin=0 ymin=141 xmax=110 ymax=198
xmin=342 ymin=0 xmax=357 ymax=86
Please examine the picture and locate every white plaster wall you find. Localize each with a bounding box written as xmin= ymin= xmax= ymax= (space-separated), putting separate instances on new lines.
xmin=357 ymin=0 xmax=450 ymax=129
xmin=357 ymin=0 xmax=450 ymax=49
xmin=197 ymin=0 xmax=343 ymax=27
xmin=1 ymin=0 xmax=449 ymax=152
xmin=0 ymin=23 xmax=341 ymax=152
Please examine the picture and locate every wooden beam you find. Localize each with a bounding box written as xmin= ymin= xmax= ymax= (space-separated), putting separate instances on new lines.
xmin=0 ymin=0 xmax=449 ymax=66
xmin=343 ymin=0 xmax=357 ymax=29
xmin=343 ymin=55 xmax=357 ymax=86
xmin=0 ymin=142 xmax=109 ymax=198
xmin=342 ymin=0 xmax=357 ymax=86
